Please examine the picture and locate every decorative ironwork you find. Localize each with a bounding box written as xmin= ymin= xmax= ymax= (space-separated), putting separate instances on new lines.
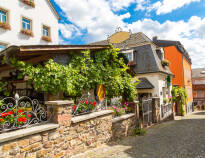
xmin=72 ymin=92 xmax=107 ymax=116
xmin=0 ymin=94 xmax=52 ymax=133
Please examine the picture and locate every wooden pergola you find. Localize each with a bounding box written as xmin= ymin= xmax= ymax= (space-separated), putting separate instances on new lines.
xmin=0 ymin=44 xmax=110 ymax=72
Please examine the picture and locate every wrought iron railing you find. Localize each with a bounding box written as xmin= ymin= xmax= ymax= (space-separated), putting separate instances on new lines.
xmin=0 ymin=94 xmax=52 ymax=133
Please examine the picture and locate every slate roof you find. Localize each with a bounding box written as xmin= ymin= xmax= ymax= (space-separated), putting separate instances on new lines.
xmin=192 ymin=68 xmax=205 ymax=79
xmin=90 ymin=32 xmax=155 ymax=49
xmin=90 ymin=32 xmax=172 ymax=75
xmin=153 ymin=38 xmax=192 ymax=64
xmin=136 ymin=78 xmax=154 ymax=89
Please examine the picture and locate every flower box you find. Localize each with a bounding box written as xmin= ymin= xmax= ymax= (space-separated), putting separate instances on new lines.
xmin=128 ymin=60 xmax=136 ymax=66
xmin=21 ymin=29 xmax=34 ymax=37
xmin=161 ymin=59 xmax=170 ymax=67
xmin=42 ymin=36 xmax=52 ymax=42
xmin=0 ymin=22 xmax=11 ymax=30
xmin=21 ymin=0 xmax=35 ymax=8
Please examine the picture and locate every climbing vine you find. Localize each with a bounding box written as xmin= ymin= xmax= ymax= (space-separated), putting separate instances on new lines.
xmin=172 ymin=86 xmax=188 ymax=116
xmin=9 ymin=46 xmax=138 ymax=101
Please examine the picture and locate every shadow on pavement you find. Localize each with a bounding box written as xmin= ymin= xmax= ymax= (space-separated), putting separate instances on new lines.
xmin=104 ymin=112 xmax=205 ymax=158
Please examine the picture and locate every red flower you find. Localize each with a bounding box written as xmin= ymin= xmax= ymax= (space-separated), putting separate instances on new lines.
xmin=1 ymin=112 xmax=8 ymax=117
xmin=73 ymin=105 xmax=76 ymax=109
xmin=93 ymin=102 xmax=97 ymax=107
xmin=78 ymin=105 xmax=80 ymax=108
xmin=21 ymin=113 xmax=25 ymax=115
xmin=85 ymin=100 xmax=88 ymax=104
xmin=89 ymin=102 xmax=91 ymax=104
xmin=8 ymin=111 xmax=13 ymax=115
xmin=0 ymin=118 xmax=3 ymax=122
xmin=18 ymin=109 xmax=23 ymax=113
xmin=17 ymin=118 xmax=22 ymax=122
xmin=22 ymin=117 xmax=27 ymax=122
xmin=27 ymin=114 xmax=31 ymax=118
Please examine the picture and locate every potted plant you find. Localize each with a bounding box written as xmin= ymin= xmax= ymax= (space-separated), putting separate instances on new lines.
xmin=161 ymin=59 xmax=170 ymax=67
xmin=42 ymin=36 xmax=52 ymax=42
xmin=163 ymin=98 xmax=168 ymax=104
xmin=21 ymin=29 xmax=34 ymax=37
xmin=0 ymin=22 xmax=11 ymax=30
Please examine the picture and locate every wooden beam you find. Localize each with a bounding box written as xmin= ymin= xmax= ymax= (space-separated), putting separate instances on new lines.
xmin=0 ymin=54 xmax=55 ymax=72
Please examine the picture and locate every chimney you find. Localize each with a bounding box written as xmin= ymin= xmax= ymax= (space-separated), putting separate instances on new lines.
xmin=153 ymin=36 xmax=158 ymax=41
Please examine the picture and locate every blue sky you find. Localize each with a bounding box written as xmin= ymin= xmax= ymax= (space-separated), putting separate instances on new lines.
xmin=51 ymin=0 xmax=205 ymax=68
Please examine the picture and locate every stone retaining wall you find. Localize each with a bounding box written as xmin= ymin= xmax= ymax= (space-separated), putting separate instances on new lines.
xmin=0 ymin=101 xmax=138 ymax=158
xmin=112 ymin=113 xmax=136 ymax=140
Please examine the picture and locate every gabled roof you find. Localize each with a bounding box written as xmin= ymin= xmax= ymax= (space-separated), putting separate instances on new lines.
xmin=192 ymin=68 xmax=205 ymax=79
xmin=90 ymin=32 xmax=156 ymax=49
xmin=136 ymin=78 xmax=154 ymax=89
xmin=47 ymin=0 xmax=60 ymax=20
xmin=153 ymin=38 xmax=192 ymax=64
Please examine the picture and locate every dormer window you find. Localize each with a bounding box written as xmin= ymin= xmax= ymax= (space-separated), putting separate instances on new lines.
xmin=42 ymin=25 xmax=51 ymax=42
xmin=121 ymin=49 xmax=133 ymax=61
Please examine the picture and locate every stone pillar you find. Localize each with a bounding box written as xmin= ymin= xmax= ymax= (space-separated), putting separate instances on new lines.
xmin=152 ymin=97 xmax=160 ymax=123
xmin=45 ymin=100 xmax=73 ymax=126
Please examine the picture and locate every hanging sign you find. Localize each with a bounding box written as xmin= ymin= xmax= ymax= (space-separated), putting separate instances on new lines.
xmin=96 ymin=85 xmax=106 ymax=102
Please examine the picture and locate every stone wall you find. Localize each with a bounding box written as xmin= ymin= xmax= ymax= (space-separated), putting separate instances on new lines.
xmin=112 ymin=114 xmax=136 ymax=140
xmin=0 ymin=100 xmax=138 ymax=158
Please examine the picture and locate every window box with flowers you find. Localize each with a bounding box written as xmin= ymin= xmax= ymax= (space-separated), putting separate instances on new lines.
xmin=108 ymin=102 xmax=134 ymax=118
xmin=42 ymin=36 xmax=52 ymax=42
xmin=72 ymin=100 xmax=97 ymax=116
xmin=21 ymin=0 xmax=35 ymax=8
xmin=0 ymin=22 xmax=11 ymax=30
xmin=21 ymin=29 xmax=33 ymax=37
xmin=161 ymin=59 xmax=170 ymax=67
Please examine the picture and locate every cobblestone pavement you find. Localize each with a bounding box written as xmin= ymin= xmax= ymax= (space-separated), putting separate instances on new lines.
xmin=72 ymin=111 xmax=205 ymax=158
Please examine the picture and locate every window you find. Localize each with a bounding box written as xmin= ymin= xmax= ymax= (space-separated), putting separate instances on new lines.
xmin=0 ymin=45 xmax=5 ymax=51
xmin=0 ymin=9 xmax=7 ymax=23
xmin=22 ymin=17 xmax=31 ymax=30
xmin=42 ymin=25 xmax=50 ymax=37
xmin=121 ymin=50 xmax=134 ymax=61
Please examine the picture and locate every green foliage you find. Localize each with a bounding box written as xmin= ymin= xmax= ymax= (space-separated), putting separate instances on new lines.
xmin=172 ymin=86 xmax=188 ymax=116
xmin=9 ymin=46 xmax=138 ymax=101
xmin=163 ymin=98 xmax=168 ymax=104
xmin=0 ymin=80 xmax=10 ymax=97
xmin=161 ymin=59 xmax=170 ymax=67
xmin=133 ymin=128 xmax=146 ymax=136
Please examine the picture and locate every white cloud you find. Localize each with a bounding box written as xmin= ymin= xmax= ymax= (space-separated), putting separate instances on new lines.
xmin=150 ymin=0 xmax=201 ymax=15
xmin=54 ymin=0 xmax=205 ymax=68
xmin=127 ymin=16 xmax=205 ymax=68
xmin=54 ymin=0 xmax=130 ymax=41
xmin=108 ymin=0 xmax=136 ymax=11
xmin=59 ymin=24 xmax=81 ymax=39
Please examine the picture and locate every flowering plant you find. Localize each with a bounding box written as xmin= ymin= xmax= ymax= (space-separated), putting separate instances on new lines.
xmin=0 ymin=22 xmax=11 ymax=30
xmin=72 ymin=100 xmax=97 ymax=114
xmin=0 ymin=108 xmax=32 ymax=125
xmin=21 ymin=29 xmax=34 ymax=37
xmin=21 ymin=0 xmax=35 ymax=7
xmin=42 ymin=36 xmax=52 ymax=42
xmin=109 ymin=102 xmax=133 ymax=117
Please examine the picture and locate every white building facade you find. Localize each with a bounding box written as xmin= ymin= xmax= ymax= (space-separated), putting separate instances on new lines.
xmin=0 ymin=0 xmax=59 ymax=50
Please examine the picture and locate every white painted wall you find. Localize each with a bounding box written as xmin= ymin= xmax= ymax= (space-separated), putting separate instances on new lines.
xmin=0 ymin=0 xmax=59 ymax=46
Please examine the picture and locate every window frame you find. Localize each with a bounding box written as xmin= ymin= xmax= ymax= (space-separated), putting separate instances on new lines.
xmin=21 ymin=16 xmax=32 ymax=31
xmin=42 ymin=25 xmax=51 ymax=37
xmin=0 ymin=7 xmax=9 ymax=24
xmin=121 ymin=49 xmax=134 ymax=61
